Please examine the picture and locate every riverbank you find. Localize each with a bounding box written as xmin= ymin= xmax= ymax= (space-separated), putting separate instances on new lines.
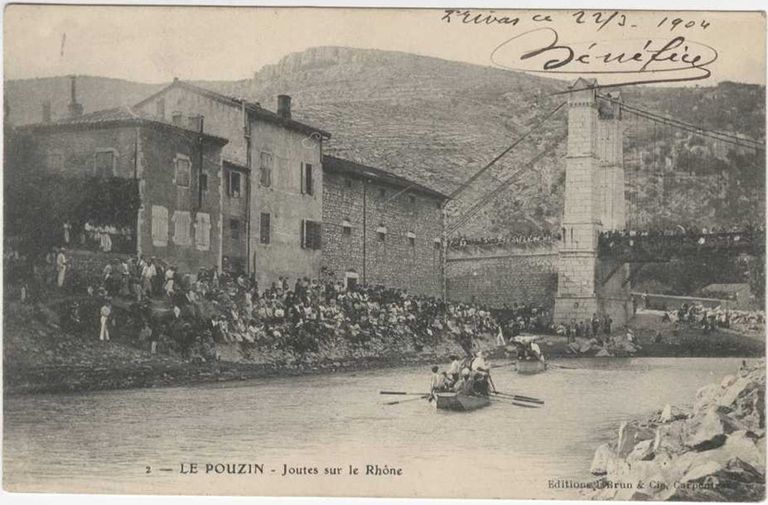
xmin=586 ymin=364 xmax=765 ymax=501
xmin=4 ymin=301 xmax=764 ymax=396
xmin=3 ymin=299 xmax=506 ymax=395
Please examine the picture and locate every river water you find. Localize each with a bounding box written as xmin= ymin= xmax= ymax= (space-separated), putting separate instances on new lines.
xmin=3 ymin=357 xmax=752 ymax=499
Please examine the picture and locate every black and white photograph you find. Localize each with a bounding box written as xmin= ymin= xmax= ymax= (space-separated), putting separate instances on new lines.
xmin=1 ymin=3 xmax=766 ymax=501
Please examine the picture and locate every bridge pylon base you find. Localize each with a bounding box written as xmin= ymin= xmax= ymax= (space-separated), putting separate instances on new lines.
xmin=554 ymin=296 xmax=599 ymax=325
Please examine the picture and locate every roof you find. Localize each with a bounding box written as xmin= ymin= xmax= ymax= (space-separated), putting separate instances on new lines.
xmin=323 ymin=155 xmax=448 ymax=200
xmin=700 ymin=283 xmax=750 ymax=294
xmin=134 ymin=79 xmax=331 ymax=139
xmin=16 ymin=106 xmax=229 ymax=145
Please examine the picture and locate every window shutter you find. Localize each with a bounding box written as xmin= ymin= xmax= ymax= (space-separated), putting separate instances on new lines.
xmin=306 ymin=164 xmax=313 ymax=196
xmin=301 ymin=219 xmax=307 ymax=248
xmin=195 ymin=212 xmax=211 ymax=251
xmin=151 ymin=205 xmax=168 ymax=247
xmin=300 ymin=163 xmax=306 ymax=194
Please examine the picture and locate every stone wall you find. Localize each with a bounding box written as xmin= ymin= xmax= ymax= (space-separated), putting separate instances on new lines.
xmin=322 ymin=168 xmax=444 ymax=297
xmin=446 ymin=245 xmax=558 ymax=308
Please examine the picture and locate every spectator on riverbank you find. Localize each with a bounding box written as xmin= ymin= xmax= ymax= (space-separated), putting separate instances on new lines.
xmin=99 ymin=299 xmax=112 ymax=341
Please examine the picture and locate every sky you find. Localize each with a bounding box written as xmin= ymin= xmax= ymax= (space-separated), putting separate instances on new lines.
xmin=3 ymin=4 xmax=766 ymax=86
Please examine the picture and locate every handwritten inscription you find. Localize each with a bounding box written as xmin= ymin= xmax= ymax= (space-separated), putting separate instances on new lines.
xmin=440 ymin=10 xmax=717 ymax=86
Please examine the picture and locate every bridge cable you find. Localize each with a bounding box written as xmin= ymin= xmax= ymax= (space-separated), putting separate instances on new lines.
xmin=444 ymin=101 xmax=567 ymax=203
xmin=599 ymin=94 xmax=764 ymax=152
xmin=447 ymin=136 xmax=565 ymax=235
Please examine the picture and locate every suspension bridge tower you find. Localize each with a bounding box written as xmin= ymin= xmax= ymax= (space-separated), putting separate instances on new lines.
xmin=554 ymin=78 xmax=632 ymax=326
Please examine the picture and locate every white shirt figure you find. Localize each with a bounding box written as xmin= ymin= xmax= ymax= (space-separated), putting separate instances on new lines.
xmin=63 ymin=222 xmax=71 ymax=244
xmin=99 ymin=304 xmax=111 ymax=341
xmin=56 ymin=251 xmax=67 ymax=288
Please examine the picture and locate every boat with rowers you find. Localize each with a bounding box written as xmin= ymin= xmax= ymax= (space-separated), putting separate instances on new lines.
xmin=433 ymin=391 xmax=491 ymax=411
xmin=508 ymin=335 xmax=547 ymax=375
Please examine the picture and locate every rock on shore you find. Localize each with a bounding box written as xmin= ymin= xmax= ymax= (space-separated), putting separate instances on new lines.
xmin=587 ymin=364 xmax=765 ymax=501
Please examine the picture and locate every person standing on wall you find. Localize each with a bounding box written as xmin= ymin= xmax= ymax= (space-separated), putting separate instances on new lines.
xmin=56 ymin=248 xmax=68 ymax=289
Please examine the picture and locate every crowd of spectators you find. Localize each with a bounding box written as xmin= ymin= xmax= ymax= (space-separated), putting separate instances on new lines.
xmin=7 ymin=246 xmax=502 ymax=363
xmin=598 ymin=223 xmax=765 ymax=258
xmin=449 ymin=231 xmax=560 ymax=250
xmin=553 ymin=313 xmax=615 ymax=343
xmin=499 ymin=302 xmax=552 ymax=336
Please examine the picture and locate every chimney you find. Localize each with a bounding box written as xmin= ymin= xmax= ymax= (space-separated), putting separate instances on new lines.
xmin=42 ymin=101 xmax=51 ymax=123
xmin=67 ymin=75 xmax=83 ymax=118
xmin=277 ymin=95 xmax=291 ymax=119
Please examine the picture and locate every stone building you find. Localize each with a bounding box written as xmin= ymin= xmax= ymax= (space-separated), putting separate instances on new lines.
xmin=134 ymin=80 xmax=330 ymax=287
xmin=11 ymin=105 xmax=228 ymax=273
xmin=322 ymin=155 xmax=447 ymax=297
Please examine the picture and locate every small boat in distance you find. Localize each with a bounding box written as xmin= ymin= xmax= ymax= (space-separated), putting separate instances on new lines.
xmin=516 ymin=359 xmax=547 ymax=375
xmin=434 ymin=392 xmax=491 ymax=412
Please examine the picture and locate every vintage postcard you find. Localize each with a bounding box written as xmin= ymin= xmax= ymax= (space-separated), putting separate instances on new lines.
xmin=2 ymin=3 xmax=766 ymax=501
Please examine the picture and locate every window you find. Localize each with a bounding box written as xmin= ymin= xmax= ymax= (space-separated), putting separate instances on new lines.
xmin=259 ymin=152 xmax=272 ymax=187
xmin=93 ymin=150 xmax=115 ymax=177
xmin=199 ymin=173 xmax=208 ymax=192
xmin=342 ymin=219 xmax=352 ymax=236
xmin=345 ymin=178 xmax=353 ymax=189
xmin=301 ymin=220 xmax=322 ymax=250
xmin=433 ymin=238 xmax=442 ymax=250
xmin=376 ymin=224 xmax=387 ymax=243
xmin=156 ymin=99 xmax=166 ymax=119
xmin=260 ymin=213 xmax=271 ymax=244
xmin=230 ymin=218 xmax=240 ymax=241
xmin=301 ymin=163 xmax=314 ymax=195
xmin=195 ymin=212 xmax=211 ymax=251
xmin=407 ymin=231 xmax=416 ymax=247
xmin=172 ymin=112 xmax=183 ymax=126
xmin=151 ymin=205 xmax=168 ymax=247
xmin=379 ymin=188 xmax=386 ymax=198
xmin=174 ymin=156 xmax=191 ymax=187
xmin=228 ymin=170 xmax=242 ymax=198
xmin=172 ymin=211 xmax=191 ymax=246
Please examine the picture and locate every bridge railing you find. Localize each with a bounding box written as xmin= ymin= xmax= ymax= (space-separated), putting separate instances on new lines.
xmin=598 ymin=229 xmax=765 ymax=262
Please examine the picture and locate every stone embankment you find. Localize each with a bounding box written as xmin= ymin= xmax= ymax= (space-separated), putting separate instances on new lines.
xmin=588 ymin=364 xmax=765 ymax=500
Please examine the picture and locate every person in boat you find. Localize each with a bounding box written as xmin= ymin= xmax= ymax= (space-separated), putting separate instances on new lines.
xmin=446 ymin=355 xmax=462 ymax=382
xmin=470 ymin=351 xmax=493 ymax=396
xmin=429 ymin=366 xmax=450 ymax=395
xmin=529 ymin=339 xmax=545 ymax=362
xmin=452 ymin=368 xmax=475 ymax=395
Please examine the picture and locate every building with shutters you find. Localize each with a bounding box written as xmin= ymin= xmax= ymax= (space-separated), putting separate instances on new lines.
xmin=10 ymin=105 xmax=228 ymax=273
xmin=134 ymin=80 xmax=330 ymax=288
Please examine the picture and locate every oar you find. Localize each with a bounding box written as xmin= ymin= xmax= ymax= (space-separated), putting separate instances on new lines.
xmin=490 ymin=397 xmax=541 ymax=408
xmin=380 ymin=391 xmax=429 ymax=396
xmin=549 ymin=363 xmax=577 ymax=370
xmin=384 ymin=395 xmax=429 ymax=406
xmin=493 ymin=391 xmax=544 ymax=404
xmin=500 ymin=394 xmax=544 ymax=405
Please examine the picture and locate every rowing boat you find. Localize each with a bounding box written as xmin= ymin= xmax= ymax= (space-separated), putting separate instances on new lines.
xmin=516 ymin=359 xmax=547 ymax=375
xmin=434 ymin=392 xmax=491 ymax=412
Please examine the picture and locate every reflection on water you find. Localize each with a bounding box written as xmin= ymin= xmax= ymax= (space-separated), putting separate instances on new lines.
xmin=3 ymin=357 xmax=750 ymax=498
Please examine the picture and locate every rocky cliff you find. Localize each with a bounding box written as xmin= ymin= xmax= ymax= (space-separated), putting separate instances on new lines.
xmin=588 ymin=364 xmax=765 ymax=500
xmin=5 ymin=47 xmax=765 ymax=235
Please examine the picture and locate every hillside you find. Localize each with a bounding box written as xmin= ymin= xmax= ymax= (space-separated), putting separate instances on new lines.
xmin=5 ymin=46 xmax=765 ymax=236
